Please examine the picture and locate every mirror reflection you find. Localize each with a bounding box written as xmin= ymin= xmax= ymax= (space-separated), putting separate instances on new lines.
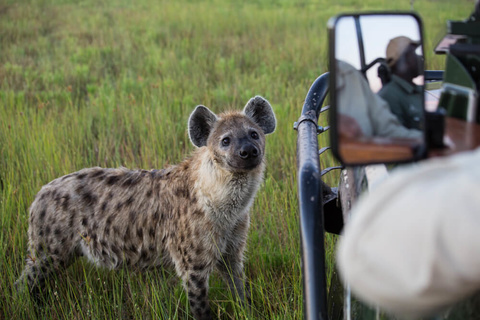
xmin=332 ymin=14 xmax=426 ymax=164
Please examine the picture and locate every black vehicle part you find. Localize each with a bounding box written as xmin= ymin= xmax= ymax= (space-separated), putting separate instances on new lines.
xmin=295 ymin=72 xmax=342 ymax=320
xmin=361 ymin=57 xmax=387 ymax=74
xmin=322 ymin=183 xmax=343 ymax=235
xmin=425 ymin=70 xmax=444 ymax=81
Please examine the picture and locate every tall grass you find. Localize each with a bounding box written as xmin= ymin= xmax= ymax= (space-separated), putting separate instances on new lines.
xmin=0 ymin=0 xmax=473 ymax=318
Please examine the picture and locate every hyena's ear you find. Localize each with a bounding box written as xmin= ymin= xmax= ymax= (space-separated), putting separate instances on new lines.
xmin=188 ymin=105 xmax=218 ymax=148
xmin=243 ymin=95 xmax=276 ymax=134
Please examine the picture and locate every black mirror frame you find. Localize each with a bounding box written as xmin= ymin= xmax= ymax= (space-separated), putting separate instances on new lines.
xmin=328 ymin=12 xmax=428 ymax=166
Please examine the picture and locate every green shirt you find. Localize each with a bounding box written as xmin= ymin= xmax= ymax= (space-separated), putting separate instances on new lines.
xmin=378 ymin=75 xmax=423 ymax=130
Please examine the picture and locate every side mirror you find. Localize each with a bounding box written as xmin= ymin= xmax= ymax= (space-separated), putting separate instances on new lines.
xmin=328 ymin=13 xmax=427 ymax=165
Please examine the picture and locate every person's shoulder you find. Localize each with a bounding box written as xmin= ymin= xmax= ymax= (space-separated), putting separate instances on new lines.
xmin=378 ymin=82 xmax=395 ymax=98
xmin=337 ymin=60 xmax=360 ymax=77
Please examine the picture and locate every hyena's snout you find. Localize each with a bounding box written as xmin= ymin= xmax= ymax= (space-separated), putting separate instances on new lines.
xmin=238 ymin=142 xmax=259 ymax=160
xmin=232 ymin=138 xmax=263 ymax=170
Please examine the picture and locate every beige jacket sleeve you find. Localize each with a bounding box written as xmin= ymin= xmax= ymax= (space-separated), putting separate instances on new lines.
xmin=336 ymin=60 xmax=422 ymax=139
xmin=337 ymin=148 xmax=480 ymax=318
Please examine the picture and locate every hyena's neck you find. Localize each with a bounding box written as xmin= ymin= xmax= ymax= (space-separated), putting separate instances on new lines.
xmin=187 ymin=148 xmax=264 ymax=225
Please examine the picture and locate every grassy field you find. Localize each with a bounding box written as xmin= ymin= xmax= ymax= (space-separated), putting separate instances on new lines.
xmin=0 ymin=0 xmax=474 ymax=319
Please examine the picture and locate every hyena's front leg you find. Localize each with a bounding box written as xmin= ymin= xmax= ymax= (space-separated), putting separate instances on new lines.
xmin=183 ymin=270 xmax=212 ymax=320
xmin=217 ymin=216 xmax=250 ymax=305
xmin=173 ymin=241 xmax=215 ymax=320
xmin=217 ymin=252 xmax=247 ymax=304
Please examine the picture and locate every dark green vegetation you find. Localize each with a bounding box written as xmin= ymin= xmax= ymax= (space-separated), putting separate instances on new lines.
xmin=0 ymin=0 xmax=473 ymax=318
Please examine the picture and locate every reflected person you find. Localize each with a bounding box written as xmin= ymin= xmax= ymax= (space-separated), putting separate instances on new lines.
xmin=336 ymin=60 xmax=421 ymax=140
xmin=378 ymin=36 xmax=423 ymax=130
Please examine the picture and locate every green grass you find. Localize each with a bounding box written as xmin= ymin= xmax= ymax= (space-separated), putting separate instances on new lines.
xmin=0 ymin=0 xmax=473 ymax=319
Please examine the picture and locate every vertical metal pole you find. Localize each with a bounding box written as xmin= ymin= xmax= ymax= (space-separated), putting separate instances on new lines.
xmin=354 ymin=16 xmax=367 ymax=73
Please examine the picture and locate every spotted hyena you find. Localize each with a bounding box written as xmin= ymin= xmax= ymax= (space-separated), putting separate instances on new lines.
xmin=15 ymin=96 xmax=276 ymax=320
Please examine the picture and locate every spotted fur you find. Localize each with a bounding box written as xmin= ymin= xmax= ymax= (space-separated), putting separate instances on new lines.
xmin=16 ymin=96 xmax=276 ymax=320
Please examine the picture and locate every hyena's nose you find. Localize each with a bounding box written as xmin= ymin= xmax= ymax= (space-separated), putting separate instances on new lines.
xmin=239 ymin=145 xmax=259 ymax=159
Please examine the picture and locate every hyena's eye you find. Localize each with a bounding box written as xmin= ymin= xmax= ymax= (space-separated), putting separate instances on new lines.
xmin=250 ymin=131 xmax=259 ymax=140
xmin=222 ymin=137 xmax=231 ymax=146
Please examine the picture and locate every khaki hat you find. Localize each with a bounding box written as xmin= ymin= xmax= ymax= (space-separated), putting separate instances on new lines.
xmin=386 ymin=36 xmax=421 ymax=66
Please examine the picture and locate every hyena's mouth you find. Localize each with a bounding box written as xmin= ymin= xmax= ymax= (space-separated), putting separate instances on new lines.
xmin=227 ymin=156 xmax=263 ymax=171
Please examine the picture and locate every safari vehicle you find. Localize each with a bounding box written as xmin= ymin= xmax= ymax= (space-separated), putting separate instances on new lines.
xmin=294 ymin=3 xmax=480 ymax=320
